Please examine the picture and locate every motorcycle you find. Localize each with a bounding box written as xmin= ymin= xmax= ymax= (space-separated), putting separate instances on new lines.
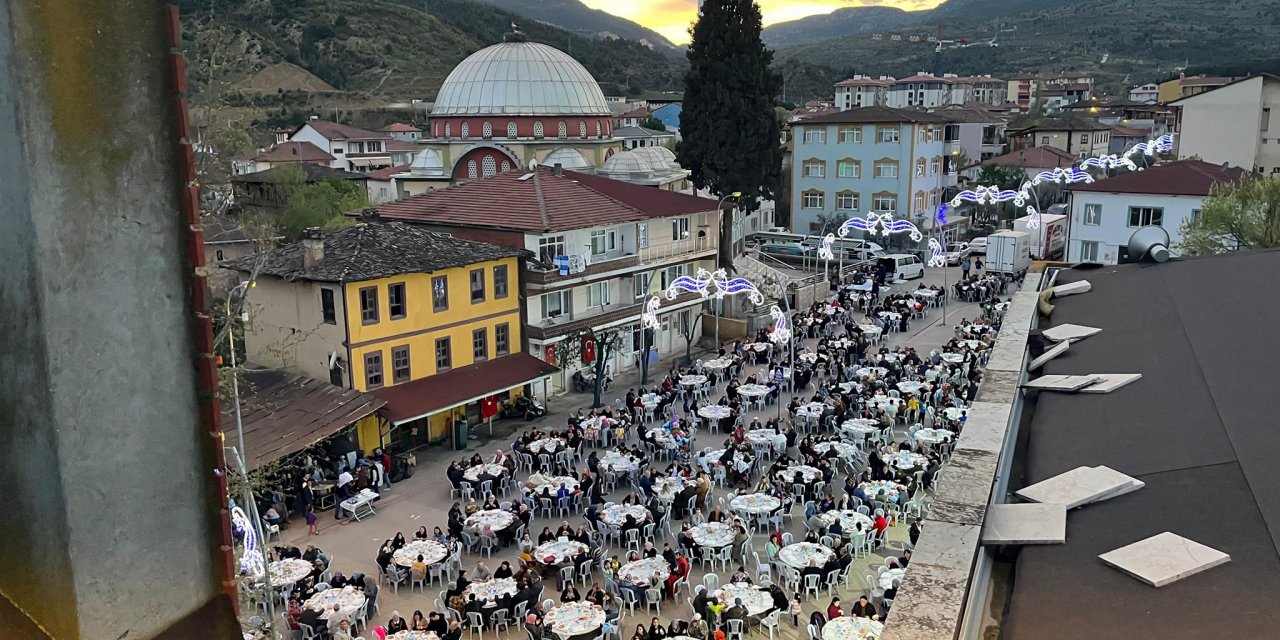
xmin=500 ymin=395 xmax=546 ymax=421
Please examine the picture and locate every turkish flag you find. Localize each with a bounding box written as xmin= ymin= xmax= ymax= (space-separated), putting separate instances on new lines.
xmin=480 ymin=395 xmax=499 ymax=419
xmin=582 ymin=335 xmax=596 ymax=363
xmin=544 ymin=344 xmax=556 ymax=363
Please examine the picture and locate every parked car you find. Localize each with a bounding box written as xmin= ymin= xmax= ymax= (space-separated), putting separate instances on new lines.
xmin=968 ymin=236 xmax=988 ymax=255
xmin=945 ymin=242 xmax=971 ymax=266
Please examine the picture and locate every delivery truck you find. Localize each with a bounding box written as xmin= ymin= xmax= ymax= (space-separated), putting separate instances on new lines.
xmin=1013 ymin=212 xmax=1067 ymax=260
xmin=986 ymin=230 xmax=1032 ymax=275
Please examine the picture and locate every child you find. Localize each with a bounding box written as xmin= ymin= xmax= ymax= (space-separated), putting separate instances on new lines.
xmin=790 ymin=596 xmax=802 ymax=626
xmin=306 ymin=506 xmax=318 ymax=535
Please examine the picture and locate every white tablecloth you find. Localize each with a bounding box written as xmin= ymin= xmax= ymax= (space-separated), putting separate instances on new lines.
xmin=940 ymin=352 xmax=964 ymax=364
xmin=526 ymin=475 xmax=580 ymax=495
xmin=464 ymin=577 xmax=518 ymax=601
xmin=304 ymin=586 xmax=364 ymax=616
xmin=689 ymin=522 xmax=736 ymax=548
xmin=393 ymin=539 xmax=449 ymax=568
xmin=879 ymin=567 xmax=905 ymax=589
xmin=795 ymin=402 xmax=827 ymax=419
xmin=465 ymin=509 xmax=516 ymax=532
xmin=651 ymin=476 xmax=686 ymax=501
xmin=600 ymin=451 xmax=640 ymax=474
xmin=680 ymin=374 xmax=708 ymax=387
xmin=796 ymin=352 xmax=820 ymax=365
xmin=816 ymin=510 xmax=873 ymax=532
xmin=744 ymin=342 xmax=771 ymax=353
xmin=647 ymin=428 xmax=679 ymax=449
xmin=888 ymin=452 xmax=928 ymax=471
xmin=617 ymin=556 xmax=670 ymax=585
xmin=392 ymin=632 xmax=441 ymax=640
xmin=822 ymin=616 xmax=885 ymax=640
xmin=463 ymin=463 xmax=508 ymax=483
xmin=729 ymin=493 xmax=780 ymax=515
xmin=941 ymin=407 xmax=964 ymax=421
xmin=528 ymin=437 xmax=566 ymax=454
xmin=857 ymin=325 xmax=882 ymax=336
xmin=842 ymin=419 xmax=880 ymax=438
xmin=744 ymin=429 xmax=779 ymax=447
xmin=601 ymin=504 xmax=650 ymax=526
xmin=716 ymin=584 xmax=773 ymax=615
xmin=736 ymin=384 xmax=771 ymax=398
xmin=698 ymin=404 xmax=732 ymax=420
xmin=855 ymin=367 xmax=889 ymax=379
xmin=860 ymin=481 xmax=907 ymax=502
xmin=814 ymin=441 xmax=858 ymax=459
xmin=702 ymin=358 xmax=734 ymax=370
xmin=536 ymin=540 xmax=588 ymax=565
xmin=544 ymin=602 xmax=606 ymax=636
xmin=268 ymin=559 xmax=314 ymax=585
xmin=895 ymin=381 xmax=925 ymax=395
xmin=913 ymin=428 xmax=954 ymax=446
xmin=776 ymin=542 xmax=834 ymax=569
xmin=776 ymin=465 xmax=822 ymax=484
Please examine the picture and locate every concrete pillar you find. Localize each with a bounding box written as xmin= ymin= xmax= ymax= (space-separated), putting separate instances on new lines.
xmin=0 ymin=3 xmax=237 ymax=638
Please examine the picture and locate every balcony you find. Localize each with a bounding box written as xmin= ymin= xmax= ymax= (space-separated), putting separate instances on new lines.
xmin=527 ymin=290 xmax=703 ymax=341
xmin=525 ymin=237 xmax=716 ymax=288
xmin=526 ymin=253 xmax=639 ymax=286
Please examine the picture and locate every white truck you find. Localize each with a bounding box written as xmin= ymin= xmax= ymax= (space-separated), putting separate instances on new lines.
xmin=986 ymin=230 xmax=1032 ymax=275
xmin=1013 ymin=213 xmax=1067 ymax=260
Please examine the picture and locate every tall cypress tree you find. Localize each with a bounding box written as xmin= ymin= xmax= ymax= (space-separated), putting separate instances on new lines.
xmin=678 ymin=0 xmax=783 ymax=270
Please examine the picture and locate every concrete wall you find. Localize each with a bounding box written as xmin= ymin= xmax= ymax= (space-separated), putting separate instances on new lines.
xmin=1068 ymin=191 xmax=1206 ymax=264
xmin=1177 ymin=76 xmax=1266 ymax=170
xmin=244 ymin=277 xmax=349 ymax=383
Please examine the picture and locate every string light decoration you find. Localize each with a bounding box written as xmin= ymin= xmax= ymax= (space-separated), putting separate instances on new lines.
xmin=641 ymin=268 xmax=789 ymax=344
xmin=817 ymin=234 xmax=836 ymax=261
xmin=768 ymin=305 xmax=792 ymax=343
xmin=837 ymin=212 xmax=923 ymax=242
xmin=231 ymin=504 xmax=265 ymax=578
xmin=950 ymin=184 xmax=1027 ymax=208
xmin=935 ymin=203 xmax=950 ymax=226
xmin=1024 ymin=205 xmax=1041 ymax=230
xmin=1030 ymin=167 xmax=1094 ymax=186
xmin=927 ymin=238 xmax=947 ymax=268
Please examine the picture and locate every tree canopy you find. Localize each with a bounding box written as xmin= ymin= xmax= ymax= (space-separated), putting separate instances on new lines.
xmin=1178 ymin=175 xmax=1280 ymax=255
xmin=271 ymin=166 xmax=366 ymax=240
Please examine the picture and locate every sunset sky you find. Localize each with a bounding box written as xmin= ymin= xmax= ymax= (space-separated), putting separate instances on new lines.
xmin=580 ymin=0 xmax=945 ymax=45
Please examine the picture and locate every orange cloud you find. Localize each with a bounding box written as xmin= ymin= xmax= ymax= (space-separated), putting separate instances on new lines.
xmin=581 ymin=0 xmax=944 ymax=45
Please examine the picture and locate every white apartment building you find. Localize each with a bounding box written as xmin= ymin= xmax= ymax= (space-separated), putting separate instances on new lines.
xmin=1172 ymin=74 xmax=1280 ymax=174
xmin=835 ymin=74 xmax=1006 ymax=111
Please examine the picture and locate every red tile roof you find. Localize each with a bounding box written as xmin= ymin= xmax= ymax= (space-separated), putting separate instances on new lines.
xmin=836 ymin=77 xmax=894 ymax=87
xmin=1069 ymin=160 xmax=1248 ymax=197
xmin=386 ymin=139 xmax=420 ymax=152
xmin=897 ymin=74 xmax=952 ymax=83
xmin=366 ymin=164 xmax=412 ymax=180
xmin=981 ymin=146 xmax=1078 ymax=169
xmin=1110 ymin=126 xmax=1152 ymax=137
xmin=251 ymin=141 xmax=335 ymax=163
xmin=299 ymin=119 xmax=385 ymax=140
xmin=379 ymin=123 xmax=422 ymax=132
xmin=798 ymin=105 xmax=949 ymax=124
xmin=369 ymin=166 xmax=718 ymax=232
xmin=620 ymin=107 xmax=651 ymax=119
xmin=371 ymin=353 xmax=559 ymax=424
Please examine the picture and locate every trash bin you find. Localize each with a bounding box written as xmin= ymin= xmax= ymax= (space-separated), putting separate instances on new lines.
xmin=453 ymin=420 xmax=469 ymax=450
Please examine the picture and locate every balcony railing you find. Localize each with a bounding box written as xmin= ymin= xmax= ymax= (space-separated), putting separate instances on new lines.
xmin=639 ymin=236 xmax=714 ymax=264
xmin=527 ymin=290 xmax=704 ymax=341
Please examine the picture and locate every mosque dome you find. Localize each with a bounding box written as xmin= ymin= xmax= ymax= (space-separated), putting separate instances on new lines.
xmin=543 ymin=147 xmax=594 ymax=171
xmin=431 ymin=34 xmax=612 ymax=117
xmin=408 ymin=148 xmax=446 ymax=177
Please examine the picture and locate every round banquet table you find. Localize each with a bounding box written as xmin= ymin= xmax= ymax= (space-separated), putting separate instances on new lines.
xmin=599 ymin=452 xmax=640 ymax=474
xmin=715 ymin=583 xmax=773 ymax=615
xmin=544 ymin=601 xmax=606 ymax=638
xmin=464 ymin=577 xmax=518 ymax=601
xmin=729 ymin=492 xmax=780 ymax=515
xmin=888 ymin=452 xmax=927 ymax=471
xmin=941 ymin=407 xmax=965 ymax=421
xmin=688 ymin=522 xmax=736 ymax=548
xmin=600 ymin=504 xmax=650 ymax=526
xmin=837 ymin=381 xmax=863 ymax=394
xmin=856 ymin=325 xmax=881 ymax=336
xmin=702 ymin=358 xmax=734 ymax=371
xmin=859 ymin=480 xmax=907 ymax=502
xmin=796 ymin=352 xmax=820 ymax=365
xmin=879 ymin=567 xmax=905 ymax=590
xmin=816 ymin=509 xmax=873 ymax=532
xmin=736 ymin=384 xmax=771 ymax=398
xmin=651 ymin=475 xmax=686 ymax=501
xmin=841 ymin=419 xmax=880 ymax=439
xmin=463 ymin=463 xmax=508 ymax=483
xmin=303 ymin=586 xmax=364 ymax=616
xmin=744 ymin=342 xmax=771 ymax=353
xmin=617 ymin=556 xmax=670 ymax=585
xmin=527 ymin=437 xmax=566 ymax=455
xmin=744 ymin=429 xmax=779 ymax=447
xmin=465 ymin=509 xmax=516 ymax=532
xmin=392 ymin=632 xmax=441 ymax=640
xmin=526 ymin=475 xmax=580 ymax=496
xmin=866 ymin=396 xmax=899 ymax=411
xmin=646 ymin=428 xmax=679 ymax=449
xmin=822 ymin=615 xmax=885 ymax=640
xmin=895 ymin=381 xmax=925 ymax=395
xmin=913 ymin=428 xmax=954 ymax=446
xmin=536 ymin=540 xmax=588 ymax=565
xmin=267 ymin=559 xmax=314 ymax=585
xmin=794 ymin=402 xmax=827 ymax=420
xmin=775 ymin=465 xmax=822 ymax=484
xmin=854 ymin=367 xmax=888 ymax=379
xmin=393 ymin=539 xmax=449 ymax=568
xmin=940 ymin=352 xmax=964 ymax=364
xmin=698 ymin=404 xmax=733 ymax=420
xmin=776 ymin=542 xmax=835 ymax=569
xmin=680 ymin=374 xmax=708 ymax=387
xmin=814 ymin=441 xmax=858 ymax=459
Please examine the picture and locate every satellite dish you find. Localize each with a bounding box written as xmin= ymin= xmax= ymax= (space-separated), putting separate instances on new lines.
xmin=1126 ymin=226 xmax=1172 ymax=263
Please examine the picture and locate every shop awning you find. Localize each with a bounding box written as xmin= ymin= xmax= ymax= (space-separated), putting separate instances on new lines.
xmin=224 ymin=369 xmax=386 ymax=471
xmin=371 ymin=353 xmax=560 ymax=426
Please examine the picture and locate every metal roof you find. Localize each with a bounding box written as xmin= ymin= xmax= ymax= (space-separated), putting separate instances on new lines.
xmin=431 ymin=41 xmax=612 ymax=117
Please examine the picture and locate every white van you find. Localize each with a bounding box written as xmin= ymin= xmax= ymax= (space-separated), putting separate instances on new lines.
xmin=878 ymin=254 xmax=925 ymax=280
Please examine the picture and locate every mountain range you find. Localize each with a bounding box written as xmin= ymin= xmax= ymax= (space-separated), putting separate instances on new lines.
xmin=475 ymin=0 xmax=681 ymax=53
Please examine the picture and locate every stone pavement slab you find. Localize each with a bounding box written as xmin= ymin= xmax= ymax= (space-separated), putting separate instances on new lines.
xmin=1099 ymin=532 xmax=1230 ymax=587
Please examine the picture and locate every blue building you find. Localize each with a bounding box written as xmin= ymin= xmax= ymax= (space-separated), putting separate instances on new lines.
xmin=650 ymin=103 xmax=682 ymax=132
xmin=789 ymin=106 xmax=954 ymax=234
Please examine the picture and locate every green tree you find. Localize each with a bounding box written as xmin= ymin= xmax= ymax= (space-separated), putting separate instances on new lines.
xmin=972 ymin=164 xmax=1029 ymax=225
xmin=639 ymin=115 xmax=667 ymax=131
xmin=278 ymin=173 xmax=366 ymax=239
xmin=1179 ymin=175 xmax=1280 ymax=255
xmin=679 ymin=0 xmax=783 ymax=270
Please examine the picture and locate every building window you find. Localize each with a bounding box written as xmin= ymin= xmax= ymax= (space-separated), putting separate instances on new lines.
xmin=458 ymin=122 xmax=468 ymax=139
xmin=587 ymin=281 xmax=612 ymax=308
xmin=802 ymin=159 xmax=825 ymax=178
xmin=482 ymin=156 xmax=497 ymax=177
xmin=915 ymin=158 xmax=926 ymax=177
xmin=391 ymin=345 xmax=411 ymax=383
xmin=359 ymin=286 xmax=378 ymax=324
xmin=802 ymin=190 xmax=824 ymax=209
xmin=534 ymin=121 xmax=544 ymax=138
xmin=802 ymin=128 xmax=826 ymax=144
xmin=672 ymin=217 xmax=690 ymax=240
xmin=660 ymin=264 xmax=688 ymax=290
xmin=557 ymin=121 xmax=567 ymax=139
xmin=1040 ymin=135 xmax=1050 ymax=145
xmin=837 ymin=159 xmax=859 ymax=178
xmin=541 ymin=290 xmax=570 ymax=319
xmin=388 ymin=282 xmax=407 ymax=319
xmin=879 ymin=127 xmax=899 ymax=143
xmin=538 ymin=235 xmax=566 ymax=263
xmin=367 ymin=140 xmax=382 ymax=153
xmin=1083 ymin=204 xmax=1102 ymax=226
xmin=501 ymin=160 xmax=511 ymax=172
xmin=470 ymin=268 xmax=486 ymax=303
xmin=473 ymin=328 xmax=488 ymax=361
xmin=913 ymin=192 xmax=926 ymax=211
xmin=633 ymin=272 xmax=650 ymax=298
xmin=320 ymin=287 xmax=336 ymax=324
xmin=579 ymin=120 xmax=587 ymax=138
xmin=493 ymin=264 xmax=509 ymax=298
xmin=467 ymin=160 xmax=478 ymax=179
xmin=1263 ymin=108 xmax=1271 ymax=132
xmin=495 ymin=323 xmax=510 ymax=356
xmin=432 ymin=275 xmax=448 ymax=311
xmin=507 ymin=121 xmax=518 ymax=138
xmin=445 ymin=123 xmax=451 ymax=138
xmin=482 ymin=121 xmax=492 ymax=138
xmin=596 ymin=121 xmax=603 ymax=137
xmin=215 ymin=249 xmax=224 ymax=261
xmin=836 ymin=191 xmax=859 ymax=211
xmin=838 ymin=126 xmax=861 ymax=143
xmin=1128 ymin=206 xmax=1164 ymax=227
xmin=930 ymin=158 xmax=941 ymax=175
xmin=1080 ymin=241 xmax=1100 ymax=262
xmin=590 ymin=228 xmax=617 ymax=255
xmin=874 ymin=196 xmax=895 ymax=212
xmin=435 ymin=337 xmax=452 ymax=372
xmin=874 ymin=161 xmax=898 ymax=179
xmin=364 ymin=351 xmax=384 ymax=388
xmin=1191 ymin=208 xmax=1203 ymax=221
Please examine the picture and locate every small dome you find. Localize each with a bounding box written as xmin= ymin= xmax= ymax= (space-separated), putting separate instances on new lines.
xmin=432 ymin=39 xmax=611 ymax=117
xmin=631 ymin=146 xmax=680 ymax=170
xmin=602 ymin=152 xmax=658 ymax=174
xmin=543 ymin=147 xmax=594 ymax=171
xmin=409 ymin=149 xmax=446 ymax=176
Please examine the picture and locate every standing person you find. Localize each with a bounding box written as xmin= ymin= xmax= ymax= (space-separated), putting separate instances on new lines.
xmin=961 ymin=256 xmax=971 ymax=279
xmin=335 ymin=466 xmax=354 ymax=520
xmin=306 ymin=506 xmax=319 ymax=536
xmin=974 ymin=257 xmax=984 ymax=273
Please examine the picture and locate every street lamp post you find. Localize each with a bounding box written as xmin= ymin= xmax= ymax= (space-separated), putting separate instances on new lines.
xmin=714 ymin=191 xmax=742 ymax=352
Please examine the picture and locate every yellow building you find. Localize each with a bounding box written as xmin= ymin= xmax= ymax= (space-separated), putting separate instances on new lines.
xmin=230 ymin=219 xmax=557 ymax=454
